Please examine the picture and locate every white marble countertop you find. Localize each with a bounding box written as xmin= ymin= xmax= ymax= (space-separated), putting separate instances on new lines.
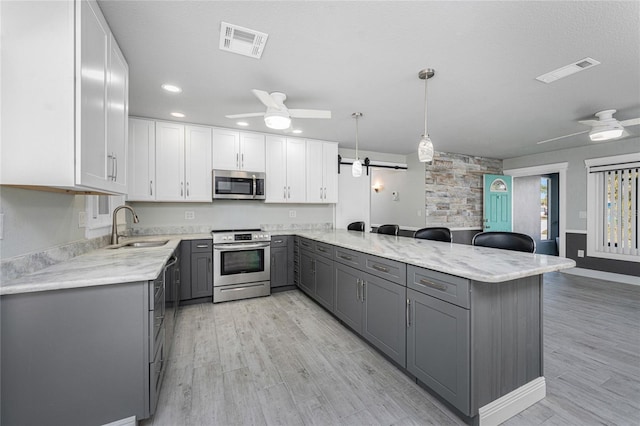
xmin=0 ymin=234 xmax=211 ymax=296
xmin=283 ymin=229 xmax=575 ymax=283
xmin=2 ymin=229 xmax=576 ymax=296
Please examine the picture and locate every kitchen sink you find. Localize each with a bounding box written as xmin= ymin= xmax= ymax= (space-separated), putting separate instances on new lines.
xmin=123 ymin=240 xmax=170 ymax=248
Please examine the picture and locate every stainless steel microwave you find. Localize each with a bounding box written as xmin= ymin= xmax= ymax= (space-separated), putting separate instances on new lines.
xmin=212 ymin=170 xmax=266 ymax=200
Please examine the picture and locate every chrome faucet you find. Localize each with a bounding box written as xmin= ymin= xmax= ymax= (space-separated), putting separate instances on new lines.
xmin=111 ymin=205 xmax=140 ymax=245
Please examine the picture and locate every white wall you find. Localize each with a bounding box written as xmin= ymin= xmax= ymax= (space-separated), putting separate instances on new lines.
xmin=503 ymin=137 xmax=640 ymax=230
xmin=0 ymin=187 xmax=86 ymax=259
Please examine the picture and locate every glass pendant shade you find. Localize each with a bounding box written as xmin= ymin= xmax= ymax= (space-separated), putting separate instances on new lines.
xmin=418 ymin=134 xmax=434 ymax=162
xmin=352 ymin=159 xmax=363 ymax=177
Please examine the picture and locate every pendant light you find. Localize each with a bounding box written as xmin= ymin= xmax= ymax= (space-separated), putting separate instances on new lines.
xmin=418 ymin=68 xmax=435 ymax=162
xmin=352 ymin=112 xmax=363 ymax=177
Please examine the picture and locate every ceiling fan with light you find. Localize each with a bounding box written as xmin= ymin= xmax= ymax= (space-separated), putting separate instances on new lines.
xmin=225 ymin=89 xmax=331 ymax=130
xmin=537 ymin=109 xmax=640 ymax=145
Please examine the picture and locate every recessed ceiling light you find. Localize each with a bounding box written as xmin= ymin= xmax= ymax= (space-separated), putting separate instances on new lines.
xmin=170 ymin=112 xmax=185 ymax=118
xmin=161 ymin=84 xmax=182 ymax=93
xmin=236 ymin=121 xmax=249 ymax=126
xmin=292 ymin=129 xmax=303 ymax=134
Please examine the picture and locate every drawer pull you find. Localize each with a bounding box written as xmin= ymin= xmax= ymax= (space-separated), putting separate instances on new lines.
xmin=339 ymin=254 xmax=353 ymax=261
xmin=372 ymin=264 xmax=389 ymax=273
xmin=419 ymin=278 xmax=447 ymax=291
xmin=196 ymin=244 xmax=209 ymax=248
xmin=273 ymin=239 xmax=283 ymax=244
xmin=317 ymin=247 xmax=327 ymax=253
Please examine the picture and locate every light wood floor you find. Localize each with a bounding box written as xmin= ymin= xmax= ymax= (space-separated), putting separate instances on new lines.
xmin=142 ymin=272 xmax=640 ymax=426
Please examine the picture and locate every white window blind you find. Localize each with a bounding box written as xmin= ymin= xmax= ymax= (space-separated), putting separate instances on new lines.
xmin=586 ymin=154 xmax=640 ymax=262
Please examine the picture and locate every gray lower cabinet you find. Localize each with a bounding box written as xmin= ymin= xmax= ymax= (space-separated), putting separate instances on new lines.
xmin=270 ymin=236 xmax=292 ymax=289
xmin=334 ymin=262 xmax=406 ymax=366
xmin=299 ymin=247 xmax=335 ymax=311
xmin=406 ymin=287 xmax=470 ymax=415
xmin=1 ymin=271 xmax=171 ymax=425
xmin=180 ymin=239 xmax=213 ymax=301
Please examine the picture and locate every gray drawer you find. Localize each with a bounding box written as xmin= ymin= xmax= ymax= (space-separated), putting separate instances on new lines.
xmin=270 ymin=235 xmax=290 ymax=248
xmin=315 ymin=241 xmax=333 ymax=259
xmin=364 ymin=254 xmax=406 ymax=285
xmin=191 ymin=240 xmax=212 ymax=253
xmin=407 ymin=265 xmax=470 ymax=309
xmin=299 ymin=237 xmax=314 ymax=251
xmin=334 ymin=246 xmax=364 ymax=268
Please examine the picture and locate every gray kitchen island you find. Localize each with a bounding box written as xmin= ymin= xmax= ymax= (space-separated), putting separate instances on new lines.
xmin=290 ymin=229 xmax=575 ymax=426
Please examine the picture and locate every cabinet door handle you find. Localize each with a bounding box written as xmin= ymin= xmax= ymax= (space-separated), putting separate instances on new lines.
xmin=186 ymin=182 xmax=190 ymax=197
xmin=181 ymin=182 xmax=184 ymax=196
xmin=284 ymin=186 xmax=287 ymax=200
xmin=356 ymin=278 xmax=361 ymax=301
xmin=361 ymin=281 xmax=366 ymax=302
xmin=241 ymin=153 xmax=244 ymax=169
xmin=113 ymin=154 xmax=118 ymax=181
xmin=339 ymin=254 xmax=353 ymax=261
xmin=196 ymin=244 xmax=208 ymax=248
xmin=236 ymin=153 xmax=239 ymax=169
xmin=288 ymin=186 xmax=291 ymax=198
xmin=150 ymin=180 xmax=153 ymax=196
xmin=419 ymin=278 xmax=447 ymax=291
xmin=323 ymin=187 xmax=326 ymax=199
xmin=208 ymin=258 xmax=212 ymax=273
xmin=406 ymin=299 xmax=411 ymax=327
xmin=372 ymin=264 xmax=389 ymax=273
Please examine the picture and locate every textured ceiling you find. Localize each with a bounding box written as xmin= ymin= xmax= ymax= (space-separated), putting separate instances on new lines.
xmin=98 ymin=0 xmax=640 ymax=159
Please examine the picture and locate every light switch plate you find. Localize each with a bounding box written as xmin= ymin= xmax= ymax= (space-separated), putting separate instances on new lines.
xmin=577 ymin=250 xmax=585 ymax=258
xmin=289 ymin=210 xmax=296 ymax=218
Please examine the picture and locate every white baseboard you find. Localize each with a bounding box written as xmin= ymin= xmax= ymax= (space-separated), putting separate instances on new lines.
xmin=478 ymin=377 xmax=546 ymax=426
xmin=561 ymin=267 xmax=639 ymax=286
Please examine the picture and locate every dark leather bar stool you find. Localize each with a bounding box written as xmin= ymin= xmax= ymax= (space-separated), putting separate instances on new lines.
xmin=472 ymin=231 xmax=536 ymax=253
xmin=376 ymin=224 xmax=399 ymax=236
xmin=413 ymin=227 xmax=452 ymax=242
xmin=347 ymin=221 xmax=365 ymax=232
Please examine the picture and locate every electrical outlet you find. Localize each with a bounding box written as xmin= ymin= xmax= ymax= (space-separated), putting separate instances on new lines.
xmin=289 ymin=210 xmax=296 ymax=218
xmin=577 ymin=249 xmax=585 ymax=258
xmin=78 ymin=211 xmax=87 ymax=228
xmin=417 ymin=210 xmax=422 ymax=217
xmin=184 ymin=211 xmax=195 ymax=220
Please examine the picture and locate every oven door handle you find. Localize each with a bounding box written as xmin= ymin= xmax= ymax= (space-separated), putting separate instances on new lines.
xmin=213 ymin=243 xmax=271 ymax=251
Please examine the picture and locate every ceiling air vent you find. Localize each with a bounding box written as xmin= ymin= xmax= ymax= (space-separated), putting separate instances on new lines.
xmin=219 ymin=22 xmax=268 ymax=59
xmin=535 ymin=57 xmax=601 ymax=83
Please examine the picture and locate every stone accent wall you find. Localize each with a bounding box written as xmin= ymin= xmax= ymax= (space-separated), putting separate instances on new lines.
xmin=425 ymin=152 xmax=502 ymax=228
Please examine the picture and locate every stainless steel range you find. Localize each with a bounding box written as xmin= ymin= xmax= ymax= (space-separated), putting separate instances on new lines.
xmin=211 ymin=229 xmax=271 ymax=303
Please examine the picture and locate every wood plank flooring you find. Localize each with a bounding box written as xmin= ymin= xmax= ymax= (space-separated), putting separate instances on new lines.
xmin=142 ymin=272 xmax=640 ymax=426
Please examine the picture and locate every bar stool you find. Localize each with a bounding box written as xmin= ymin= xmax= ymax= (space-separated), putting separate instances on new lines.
xmin=413 ymin=227 xmax=452 ymax=242
xmin=347 ymin=221 xmax=365 ymax=232
xmin=376 ymin=224 xmax=399 ymax=236
xmin=472 ymin=231 xmax=536 ymax=253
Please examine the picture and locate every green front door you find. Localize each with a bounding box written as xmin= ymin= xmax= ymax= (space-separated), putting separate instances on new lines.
xmin=483 ymin=174 xmax=512 ymax=232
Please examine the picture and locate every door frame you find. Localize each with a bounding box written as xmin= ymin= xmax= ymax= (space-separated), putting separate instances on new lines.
xmin=503 ymin=162 xmax=568 ymax=258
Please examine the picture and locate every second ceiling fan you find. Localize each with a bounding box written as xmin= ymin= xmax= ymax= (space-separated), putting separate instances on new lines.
xmin=538 ymin=109 xmax=640 ymax=145
xmin=226 ymin=89 xmax=331 ymax=130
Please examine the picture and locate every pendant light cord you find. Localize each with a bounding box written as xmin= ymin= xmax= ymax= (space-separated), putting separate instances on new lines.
xmin=423 ymin=77 xmax=428 ymax=136
xmin=355 ymin=114 xmax=359 ymax=158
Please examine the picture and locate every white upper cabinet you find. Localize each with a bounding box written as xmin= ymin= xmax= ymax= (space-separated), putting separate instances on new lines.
xmin=130 ymin=120 xmax=212 ymax=202
xmin=265 ymin=136 xmax=306 ymax=203
xmin=184 ymin=125 xmax=213 ymax=201
xmin=127 ymin=118 xmax=156 ymax=201
xmin=213 ymin=129 xmax=265 ymax=172
xmin=305 ymin=140 xmax=338 ymax=203
xmin=0 ymin=0 xmax=129 ymax=194
xmin=155 ymin=122 xmax=186 ymax=201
